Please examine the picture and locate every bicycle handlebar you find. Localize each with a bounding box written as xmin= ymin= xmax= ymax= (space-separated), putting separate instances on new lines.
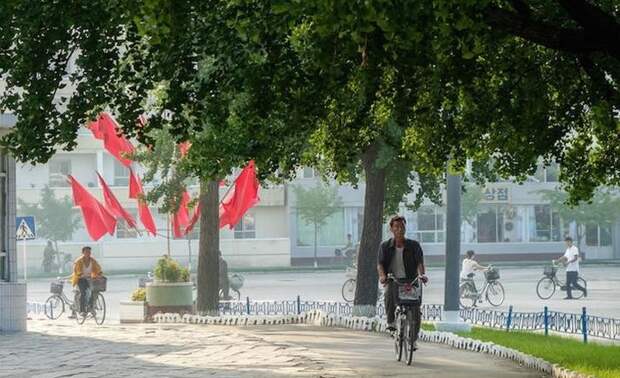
xmin=386 ymin=273 xmax=423 ymax=286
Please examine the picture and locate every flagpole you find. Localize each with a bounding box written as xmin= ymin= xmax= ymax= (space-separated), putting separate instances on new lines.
xmin=166 ymin=213 xmax=171 ymax=256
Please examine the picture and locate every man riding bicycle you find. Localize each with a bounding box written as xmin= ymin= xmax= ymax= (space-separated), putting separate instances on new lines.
xmin=71 ymin=246 xmax=103 ymax=315
xmin=377 ymin=215 xmax=428 ymax=346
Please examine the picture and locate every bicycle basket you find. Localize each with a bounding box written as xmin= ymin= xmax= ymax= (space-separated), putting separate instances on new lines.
xmin=50 ymin=281 xmax=64 ymax=294
xmin=91 ymin=276 xmax=107 ymax=292
xmin=397 ymin=283 xmax=421 ymax=302
xmin=544 ymin=266 xmax=557 ymax=277
xmin=484 ymin=268 xmax=500 ymax=281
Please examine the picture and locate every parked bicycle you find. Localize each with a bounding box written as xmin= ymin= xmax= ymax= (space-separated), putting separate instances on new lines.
xmin=45 ymin=277 xmax=107 ymax=325
xmin=342 ymin=267 xmax=384 ymax=303
xmin=388 ymin=273 xmax=422 ymax=366
xmin=219 ymin=273 xmax=245 ymax=301
xmin=536 ymin=261 xmax=587 ymax=300
xmin=459 ymin=266 xmax=505 ymax=308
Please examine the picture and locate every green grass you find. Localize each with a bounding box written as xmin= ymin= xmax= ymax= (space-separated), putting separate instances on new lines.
xmin=450 ymin=327 xmax=620 ymax=378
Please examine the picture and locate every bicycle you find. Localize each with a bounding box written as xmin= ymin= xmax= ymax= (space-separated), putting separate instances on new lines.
xmin=342 ymin=267 xmax=384 ymax=303
xmin=387 ymin=273 xmax=422 ymax=366
xmin=459 ymin=266 xmax=505 ymax=308
xmin=536 ymin=261 xmax=587 ymax=300
xmin=219 ymin=273 xmax=244 ymax=301
xmin=73 ymin=277 xmax=107 ymax=325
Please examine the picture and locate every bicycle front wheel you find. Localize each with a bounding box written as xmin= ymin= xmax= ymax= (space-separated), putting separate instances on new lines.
xmin=405 ymin=310 xmax=416 ymax=366
xmin=395 ymin=314 xmax=405 ymax=361
xmin=44 ymin=295 xmax=65 ymax=320
xmin=93 ymin=293 xmax=106 ymax=325
xmin=536 ymin=277 xmax=556 ymax=300
xmin=342 ymin=279 xmax=356 ymax=303
xmin=486 ymin=281 xmax=505 ymax=307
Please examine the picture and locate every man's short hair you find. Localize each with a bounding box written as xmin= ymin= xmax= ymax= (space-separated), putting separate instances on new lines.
xmin=389 ymin=215 xmax=406 ymax=227
xmin=564 ymin=236 xmax=573 ymax=242
xmin=82 ymin=246 xmax=92 ymax=253
xmin=466 ymin=250 xmax=475 ymax=258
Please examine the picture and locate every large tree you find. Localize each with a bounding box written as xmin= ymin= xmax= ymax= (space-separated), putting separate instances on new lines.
xmin=1 ymin=0 xmax=618 ymax=313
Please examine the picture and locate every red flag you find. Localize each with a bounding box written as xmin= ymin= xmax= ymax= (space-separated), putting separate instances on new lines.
xmin=88 ymin=113 xmax=134 ymax=167
xmin=69 ymin=175 xmax=117 ymax=241
xmin=185 ymin=203 xmax=201 ymax=234
xmin=128 ymin=168 xmax=157 ymax=236
xmin=172 ymin=191 xmax=191 ymax=238
xmin=96 ymin=172 xmax=137 ymax=228
xmin=219 ymin=161 xmax=260 ymax=229
xmin=129 ymin=168 xmax=143 ymax=199
xmin=138 ymin=200 xmax=157 ymax=236
xmin=178 ymin=141 xmax=191 ymax=157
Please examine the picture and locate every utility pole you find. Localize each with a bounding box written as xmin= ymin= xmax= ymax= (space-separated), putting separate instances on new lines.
xmin=436 ymin=172 xmax=471 ymax=332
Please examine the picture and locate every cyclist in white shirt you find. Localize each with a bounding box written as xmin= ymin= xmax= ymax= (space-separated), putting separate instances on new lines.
xmin=554 ymin=236 xmax=587 ymax=299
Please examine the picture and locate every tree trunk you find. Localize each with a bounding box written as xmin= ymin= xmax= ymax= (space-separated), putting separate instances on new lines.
xmin=313 ymin=223 xmax=318 ymax=268
xmin=196 ymin=179 xmax=220 ymax=315
xmin=353 ymin=143 xmax=386 ymax=316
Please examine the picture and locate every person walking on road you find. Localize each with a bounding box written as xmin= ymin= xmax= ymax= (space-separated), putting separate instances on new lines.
xmin=460 ymin=250 xmax=490 ymax=294
xmin=377 ymin=215 xmax=428 ymax=343
xmin=555 ymin=236 xmax=587 ymax=299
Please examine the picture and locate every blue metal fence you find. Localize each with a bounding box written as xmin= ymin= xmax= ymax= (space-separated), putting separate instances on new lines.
xmin=217 ymin=298 xmax=619 ymax=341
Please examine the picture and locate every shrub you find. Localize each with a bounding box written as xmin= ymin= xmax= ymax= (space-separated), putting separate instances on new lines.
xmin=153 ymin=255 xmax=190 ymax=283
xmin=131 ymin=287 xmax=146 ymax=302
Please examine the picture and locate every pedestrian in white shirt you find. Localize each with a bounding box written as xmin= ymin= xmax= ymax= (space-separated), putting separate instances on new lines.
xmin=460 ymin=250 xmax=490 ymax=295
xmin=555 ymin=237 xmax=587 ymax=299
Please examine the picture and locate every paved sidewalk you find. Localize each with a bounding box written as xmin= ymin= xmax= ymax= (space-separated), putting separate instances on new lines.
xmin=0 ymin=320 xmax=544 ymax=377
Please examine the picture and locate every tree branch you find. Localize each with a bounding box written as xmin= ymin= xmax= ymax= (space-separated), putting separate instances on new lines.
xmin=557 ymin=0 xmax=620 ymax=38
xmin=577 ymin=54 xmax=620 ymax=105
xmin=484 ymin=6 xmax=620 ymax=59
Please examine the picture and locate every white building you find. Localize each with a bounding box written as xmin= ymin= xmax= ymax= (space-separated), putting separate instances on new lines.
xmin=15 ymin=133 xmax=620 ymax=275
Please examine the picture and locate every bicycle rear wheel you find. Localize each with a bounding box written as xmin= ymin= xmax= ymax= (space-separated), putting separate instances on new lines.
xmin=459 ymin=282 xmax=476 ymax=308
xmin=486 ymin=281 xmax=505 ymax=307
xmin=74 ymin=292 xmax=87 ymax=324
xmin=44 ymin=295 xmax=64 ymax=320
xmin=342 ymin=278 xmax=356 ymax=303
xmin=536 ymin=277 xmax=556 ymax=300
xmin=93 ymin=293 xmax=106 ymax=325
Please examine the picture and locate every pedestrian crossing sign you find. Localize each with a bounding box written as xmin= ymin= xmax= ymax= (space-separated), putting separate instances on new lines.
xmin=16 ymin=216 xmax=36 ymax=240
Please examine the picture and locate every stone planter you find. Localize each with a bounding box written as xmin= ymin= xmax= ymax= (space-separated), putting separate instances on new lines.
xmin=119 ymin=301 xmax=146 ymax=323
xmin=145 ymin=281 xmax=193 ymax=318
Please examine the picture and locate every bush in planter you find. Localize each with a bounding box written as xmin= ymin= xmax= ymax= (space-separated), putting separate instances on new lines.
xmin=153 ymin=255 xmax=190 ymax=283
xmin=146 ymin=256 xmax=193 ymax=311
xmin=131 ymin=287 xmax=146 ymax=302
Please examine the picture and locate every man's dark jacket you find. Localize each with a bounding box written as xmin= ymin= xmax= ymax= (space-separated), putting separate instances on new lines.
xmin=377 ymin=238 xmax=424 ymax=279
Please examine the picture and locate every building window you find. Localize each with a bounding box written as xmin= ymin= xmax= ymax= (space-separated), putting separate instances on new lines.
xmin=529 ymin=205 xmax=565 ymax=242
xmin=116 ymin=210 xmax=138 ymax=239
xmin=49 ymin=158 xmax=71 ymax=187
xmin=296 ymin=208 xmax=345 ymax=246
xmin=585 ymin=224 xmax=612 ymax=247
xmin=477 ymin=206 xmax=502 ymax=243
xmin=234 ymin=213 xmax=256 ymax=239
xmin=113 ymin=161 xmax=129 ymax=186
xmin=414 ymin=206 xmax=444 ymax=243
